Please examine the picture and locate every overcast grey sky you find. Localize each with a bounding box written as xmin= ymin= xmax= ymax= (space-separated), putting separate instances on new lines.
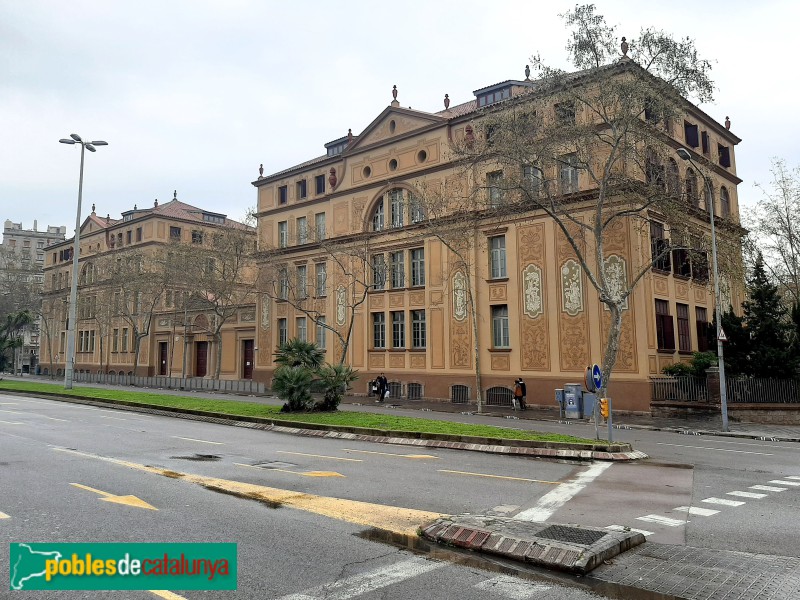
xmin=1 ymin=0 xmax=797 ymax=235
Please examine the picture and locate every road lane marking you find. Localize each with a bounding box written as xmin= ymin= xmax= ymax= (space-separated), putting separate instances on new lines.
xmin=727 ymin=491 xmax=767 ymax=499
xmin=702 ymin=497 xmax=745 ymax=506
xmin=785 ymin=476 xmax=800 ymax=480
xmin=0 ymin=409 xmax=69 ymax=422
xmin=343 ymin=449 xmax=438 ymax=459
xmin=750 ymin=485 xmax=786 ymax=492
xmin=0 ymin=402 xmax=18 ymax=405
xmin=769 ymin=480 xmax=800 ymax=486
xmin=172 ymin=436 xmax=224 ymax=445
xmin=673 ymin=506 xmax=720 ymax=516
xmin=438 ymin=470 xmax=560 ymax=484
xmin=149 ymin=591 xmax=188 ymax=599
xmin=55 ymin=447 xmax=442 ymax=536
xmin=656 ymin=443 xmax=773 ymax=456
xmin=70 ymin=483 xmax=158 ymax=510
xmin=606 ymin=524 xmax=653 ymax=536
xmin=514 ymin=462 xmax=613 ymax=522
xmin=474 ymin=575 xmax=551 ymax=597
xmin=0 ymin=511 xmax=10 ymax=519
xmin=277 ymin=451 xmax=362 ymax=462
xmin=234 ymin=463 xmax=345 ymax=478
xmin=0 ymin=419 xmax=24 ymax=425
xmin=275 ymin=557 xmax=443 ymax=599
xmin=100 ymin=415 xmax=128 ymax=421
xmin=636 ymin=515 xmax=687 ymax=526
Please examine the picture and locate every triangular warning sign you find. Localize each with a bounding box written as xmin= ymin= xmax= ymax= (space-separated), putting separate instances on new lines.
xmin=718 ymin=327 xmax=728 ymax=342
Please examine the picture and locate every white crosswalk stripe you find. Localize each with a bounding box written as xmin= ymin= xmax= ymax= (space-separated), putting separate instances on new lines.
xmin=769 ymin=480 xmax=800 ymax=486
xmin=750 ymin=485 xmax=786 ymax=492
xmin=606 ymin=524 xmax=653 ymax=536
xmin=727 ymin=491 xmax=767 ymax=499
xmin=636 ymin=514 xmax=687 ymax=526
xmin=784 ymin=476 xmax=800 ymax=480
xmin=702 ymin=497 xmax=745 ymax=506
xmin=673 ymin=506 xmax=719 ymax=516
xmin=474 ymin=575 xmax=551 ymax=598
xmin=275 ymin=557 xmax=443 ymax=600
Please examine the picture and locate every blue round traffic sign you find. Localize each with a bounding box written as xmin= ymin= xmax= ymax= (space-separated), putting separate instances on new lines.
xmin=592 ymin=364 xmax=603 ymax=390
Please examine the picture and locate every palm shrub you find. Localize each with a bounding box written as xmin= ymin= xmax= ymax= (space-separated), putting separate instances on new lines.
xmin=273 ymin=339 xmax=325 ymax=370
xmin=314 ymin=363 xmax=358 ymax=411
xmin=272 ymin=365 xmax=314 ymax=412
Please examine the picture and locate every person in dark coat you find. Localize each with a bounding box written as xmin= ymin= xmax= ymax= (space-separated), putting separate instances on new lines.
xmin=375 ymin=373 xmax=389 ymax=402
xmin=515 ymin=378 xmax=527 ymax=410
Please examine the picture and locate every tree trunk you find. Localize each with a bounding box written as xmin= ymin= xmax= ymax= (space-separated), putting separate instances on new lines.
xmin=214 ymin=330 xmax=223 ymax=379
xmin=599 ymin=302 xmax=624 ymax=401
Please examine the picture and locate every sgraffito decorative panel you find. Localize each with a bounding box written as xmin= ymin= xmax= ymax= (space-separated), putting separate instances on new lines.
xmin=370 ymin=294 xmax=385 ymax=309
xmin=653 ymin=275 xmax=668 ymax=296
xmin=260 ymin=299 xmax=270 ymax=330
xmin=522 ymin=265 xmax=544 ymax=318
xmin=369 ymin=354 xmax=386 ymax=369
xmin=431 ymin=308 xmax=444 ymax=369
xmin=409 ymin=291 xmax=425 ymax=306
xmin=389 ymin=354 xmax=405 ymax=369
xmin=336 ymin=286 xmax=347 ymax=326
xmin=450 ymin=321 xmax=472 ymax=369
xmin=561 ymin=260 xmax=584 ymax=316
xmin=389 ymin=293 xmax=405 ymax=308
xmin=488 ymin=284 xmax=507 ymax=301
xmin=676 ymin=282 xmax=689 ymax=300
xmin=694 ymin=287 xmax=708 ymax=303
xmin=490 ymin=354 xmax=510 ymax=371
xmin=410 ymin=354 xmax=426 ymax=369
xmin=557 ymin=224 xmax=589 ymax=372
xmin=452 ymin=271 xmax=468 ymax=322
xmin=518 ymin=223 xmax=549 ymax=371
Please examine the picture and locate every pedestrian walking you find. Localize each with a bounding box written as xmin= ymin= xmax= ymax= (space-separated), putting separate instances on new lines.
xmin=375 ymin=373 xmax=389 ymax=402
xmin=514 ymin=378 xmax=527 ymax=411
xmin=517 ymin=378 xmax=527 ymax=410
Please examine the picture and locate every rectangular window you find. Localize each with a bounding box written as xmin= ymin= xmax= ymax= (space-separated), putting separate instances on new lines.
xmin=296 ymin=216 xmax=308 ymax=244
xmin=296 ymin=317 xmax=307 ymax=342
xmin=410 ymin=248 xmax=425 ymax=287
xmin=718 ymin=144 xmax=731 ymax=168
xmin=278 ymin=268 xmax=289 ymax=300
xmin=296 ymin=180 xmax=307 ymax=200
xmin=684 ymin=121 xmax=699 ymax=148
xmin=372 ymin=312 xmax=386 ymax=348
xmin=559 ymin=153 xmax=579 ymax=194
xmin=296 ymin=265 xmax=307 ymax=299
xmin=701 ymin=131 xmax=710 ymax=155
xmin=278 ymin=185 xmax=288 ymax=204
xmin=650 ymin=222 xmax=671 ymax=272
xmin=122 ymin=328 xmax=129 ymax=352
xmin=316 ymin=317 xmax=326 ymax=349
xmin=487 ymin=171 xmax=504 ymax=207
xmin=523 ymin=164 xmax=542 ymax=197
xmin=489 ymin=235 xmax=507 ymax=279
xmin=126 ymin=230 xmax=132 ymax=244
xmin=372 ymin=201 xmax=384 ymax=231
xmin=672 ymin=248 xmax=691 ymax=278
xmin=390 ymin=189 xmax=404 ymax=228
xmin=411 ymin=309 xmax=426 ymax=349
xmin=192 ymin=230 xmax=203 ymax=244
xmin=315 ymin=212 xmax=326 ymax=241
xmin=372 ymin=254 xmax=386 ymax=290
xmin=136 ymin=227 xmax=142 ymax=242
xmin=677 ymin=303 xmax=691 ymax=352
xmin=696 ymin=307 xmax=710 ymax=352
xmin=655 ymin=299 xmax=675 ymax=351
xmin=390 ymin=251 xmax=405 ymax=289
xmin=692 ymin=250 xmax=709 ymax=283
xmin=410 ymin=195 xmax=425 ymax=223
xmin=555 ymin=101 xmax=576 ymax=125
xmin=491 ymin=305 xmax=510 ymax=348
xmin=169 ymin=226 xmax=181 ymax=240
xmin=315 ymin=263 xmax=327 ymax=296
xmin=278 ymin=221 xmax=288 ymax=248
xmin=315 ymin=174 xmax=326 ymax=195
xmin=391 ymin=311 xmax=405 ymax=349
xmin=112 ymin=328 xmax=119 ymax=352
xmin=277 ymin=318 xmax=288 ymax=345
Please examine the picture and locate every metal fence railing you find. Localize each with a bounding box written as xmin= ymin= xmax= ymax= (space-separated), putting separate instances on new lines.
xmin=726 ymin=377 xmax=800 ymax=404
xmin=649 ymin=375 xmax=708 ymax=402
xmin=72 ymin=371 xmax=266 ymax=395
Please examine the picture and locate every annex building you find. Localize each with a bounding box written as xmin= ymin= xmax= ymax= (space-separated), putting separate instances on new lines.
xmin=40 ymin=197 xmax=257 ymax=380
xmin=252 ymin=60 xmax=743 ymax=412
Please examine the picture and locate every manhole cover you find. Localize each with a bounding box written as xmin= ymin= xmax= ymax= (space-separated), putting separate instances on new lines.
xmin=252 ymin=461 xmax=296 ymax=470
xmin=536 ymin=525 xmax=607 ymax=546
xmin=170 ymin=454 xmax=221 ymax=461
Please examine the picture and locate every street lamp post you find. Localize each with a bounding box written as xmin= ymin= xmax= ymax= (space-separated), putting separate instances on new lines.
xmin=677 ymin=147 xmax=729 ymax=432
xmin=59 ymin=134 xmax=108 ymax=389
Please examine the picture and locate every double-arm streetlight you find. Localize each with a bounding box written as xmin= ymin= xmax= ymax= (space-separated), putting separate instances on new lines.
xmin=676 ymin=147 xmax=729 ymax=431
xmin=59 ymin=133 xmax=108 ymax=389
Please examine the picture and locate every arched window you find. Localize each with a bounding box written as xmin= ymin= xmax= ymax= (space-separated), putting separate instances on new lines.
xmin=645 ymin=148 xmax=665 ymax=191
xmin=389 ymin=189 xmax=404 ymax=228
xmin=372 ymin=199 xmax=384 ymax=231
xmin=666 ymin=159 xmax=680 ymax=198
xmin=720 ymin=186 xmax=731 ymax=218
xmin=371 ymin=188 xmax=425 ymax=231
xmin=685 ymin=171 xmax=699 ymax=208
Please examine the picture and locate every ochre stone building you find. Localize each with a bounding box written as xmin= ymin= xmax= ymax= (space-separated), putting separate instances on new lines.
xmin=252 ymin=62 xmax=744 ymax=412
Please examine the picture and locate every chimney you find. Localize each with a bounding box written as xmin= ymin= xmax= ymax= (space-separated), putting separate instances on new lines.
xmin=33 ymin=220 xmax=38 ymax=232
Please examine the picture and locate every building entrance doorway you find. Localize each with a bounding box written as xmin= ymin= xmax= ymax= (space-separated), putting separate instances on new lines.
xmin=158 ymin=342 xmax=168 ymax=375
xmin=242 ymin=340 xmax=254 ymax=379
xmin=195 ymin=341 xmax=208 ymax=377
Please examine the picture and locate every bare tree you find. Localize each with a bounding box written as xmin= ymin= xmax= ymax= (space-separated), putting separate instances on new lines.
xmin=444 ymin=4 xmax=721 ymax=402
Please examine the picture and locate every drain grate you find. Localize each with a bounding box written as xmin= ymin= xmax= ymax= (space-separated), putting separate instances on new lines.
xmin=535 ymin=525 xmax=607 ymax=546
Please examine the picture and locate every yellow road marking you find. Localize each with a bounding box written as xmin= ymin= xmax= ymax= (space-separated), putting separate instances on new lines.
xmin=234 ymin=463 xmax=345 ymax=477
xmin=277 ymin=451 xmax=362 ymax=462
xmin=0 ymin=511 xmax=10 ymax=519
xmin=0 ymin=419 xmax=24 ymax=425
xmin=70 ymin=483 xmax=158 ymax=510
xmin=55 ymin=448 xmax=441 ymax=535
xmin=149 ymin=591 xmax=188 ymax=599
xmin=0 ymin=409 xmax=69 ymax=422
xmin=438 ymin=469 xmax=561 ymax=484
xmin=172 ymin=436 xmax=224 ymax=445
xmin=343 ymin=449 xmax=438 ymax=460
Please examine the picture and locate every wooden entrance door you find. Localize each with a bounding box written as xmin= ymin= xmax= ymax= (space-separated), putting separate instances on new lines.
xmin=242 ymin=340 xmax=254 ymax=379
xmin=158 ymin=342 xmax=168 ymax=376
xmin=195 ymin=341 xmax=208 ymax=377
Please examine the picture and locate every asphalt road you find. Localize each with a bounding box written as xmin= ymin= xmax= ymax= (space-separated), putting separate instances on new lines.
xmin=1 ymin=392 xmax=798 ymax=599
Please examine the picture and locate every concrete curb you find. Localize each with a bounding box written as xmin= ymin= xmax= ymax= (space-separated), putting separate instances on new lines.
xmin=420 ymin=515 xmax=645 ymax=574
xmin=0 ymin=389 xmax=647 ymax=461
xmin=611 ymin=422 xmax=800 ymax=443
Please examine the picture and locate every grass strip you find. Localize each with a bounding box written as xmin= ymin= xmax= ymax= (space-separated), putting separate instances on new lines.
xmin=0 ymin=380 xmax=597 ymax=445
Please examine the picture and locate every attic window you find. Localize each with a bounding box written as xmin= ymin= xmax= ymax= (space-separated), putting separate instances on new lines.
xmin=477 ymin=87 xmax=511 ymax=108
xmin=202 ymin=214 xmax=225 ymax=224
